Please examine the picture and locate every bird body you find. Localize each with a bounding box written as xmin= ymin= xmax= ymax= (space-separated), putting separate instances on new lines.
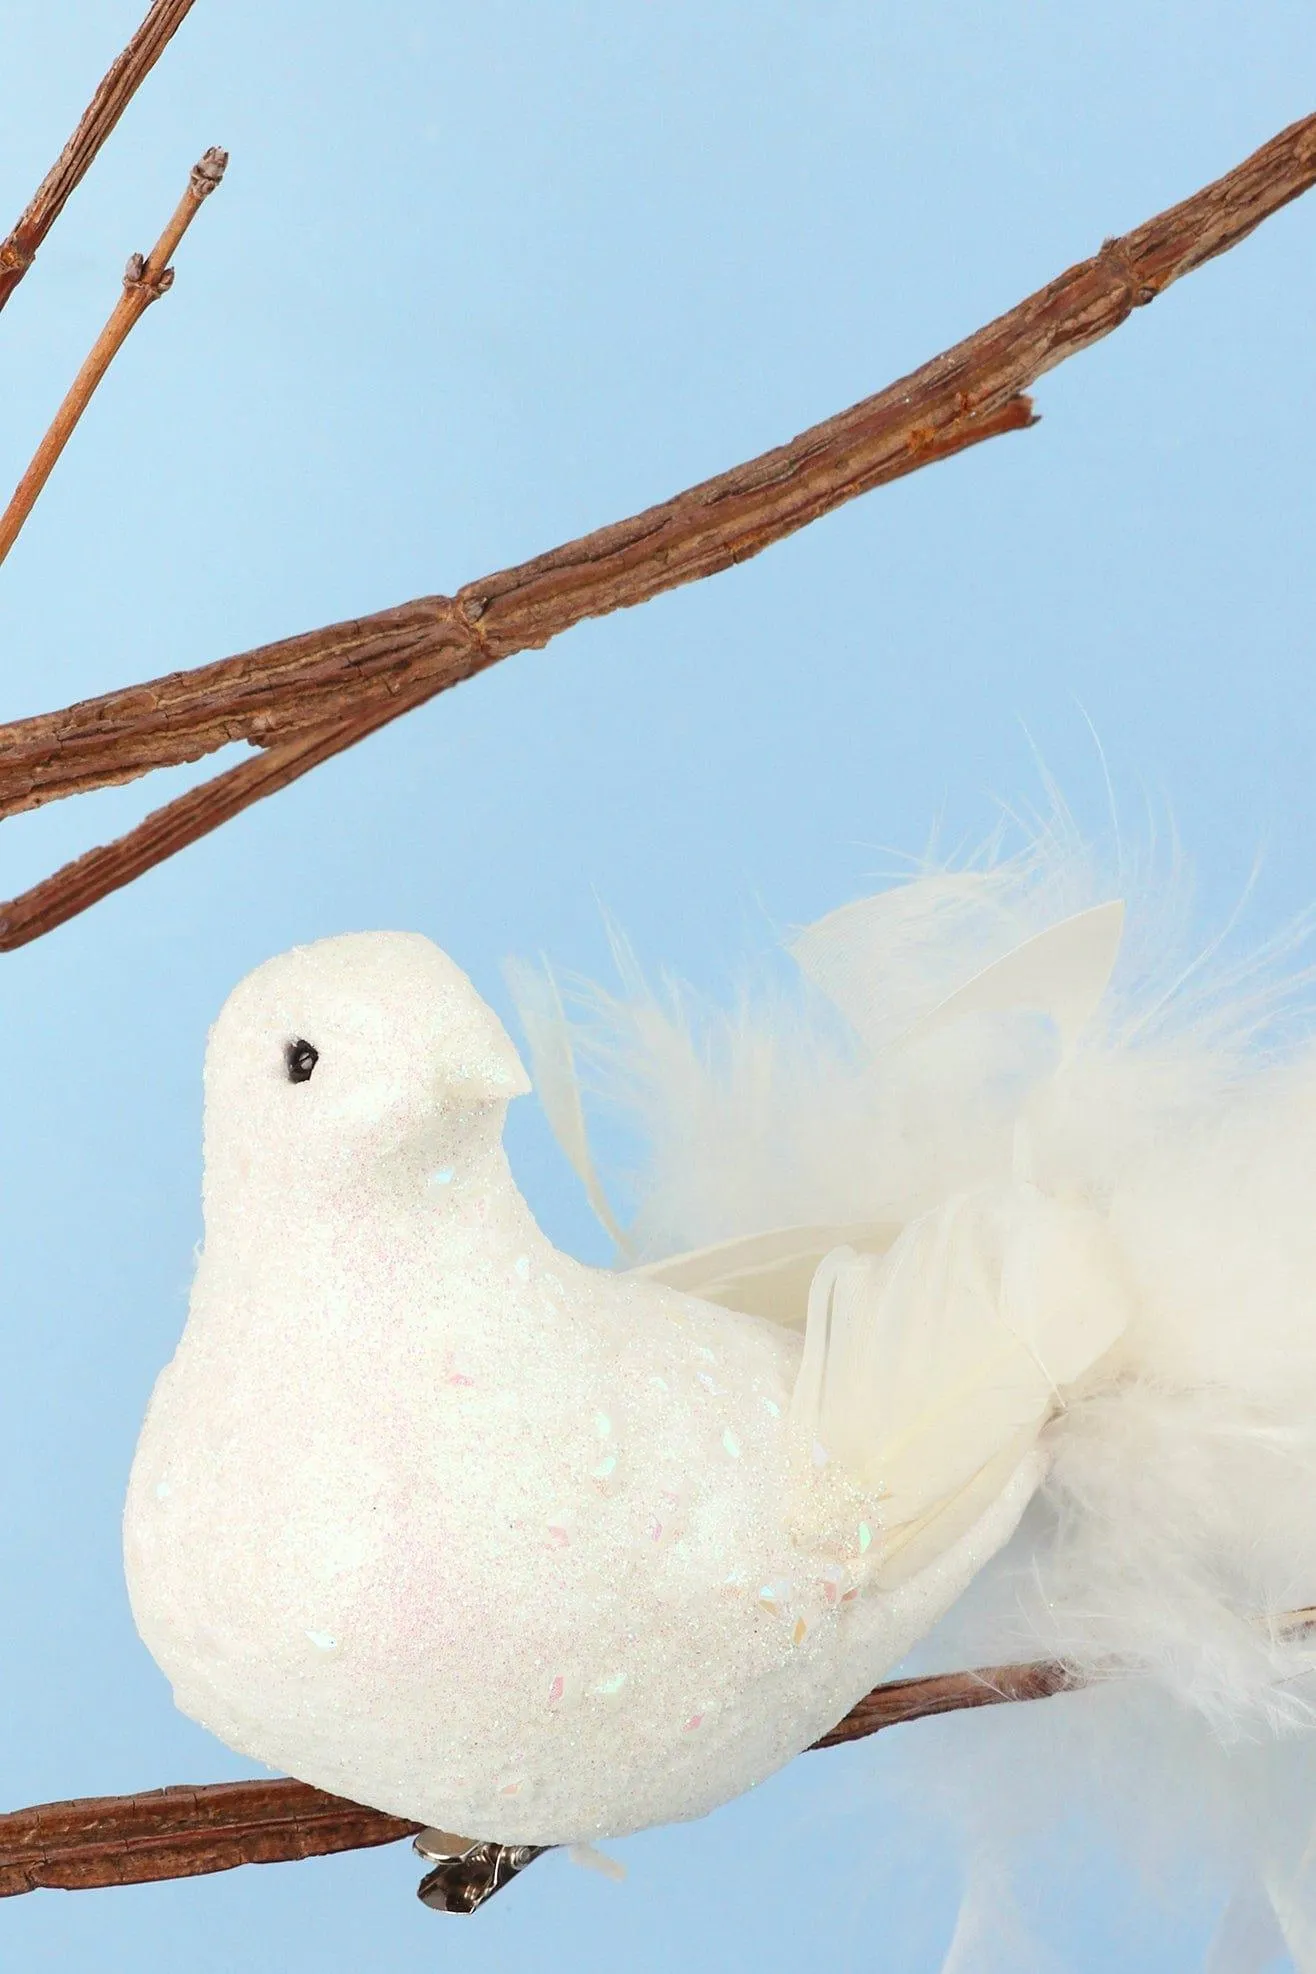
xmin=124 ymin=933 xmax=1067 ymax=1843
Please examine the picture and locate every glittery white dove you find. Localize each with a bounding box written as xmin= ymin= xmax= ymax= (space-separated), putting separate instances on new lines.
xmin=124 ymin=920 xmax=1128 ymax=1846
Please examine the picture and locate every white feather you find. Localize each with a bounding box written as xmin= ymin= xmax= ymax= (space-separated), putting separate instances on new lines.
xmin=503 ymin=956 xmax=629 ymax=1253
xmin=790 ymin=1184 xmax=1129 ymax=1529
xmin=509 ymin=824 xmax=1316 ymax=1968
xmin=631 ymin=1223 xmax=896 ymax=1325
xmin=792 ymin=892 xmax=1125 ymax=1056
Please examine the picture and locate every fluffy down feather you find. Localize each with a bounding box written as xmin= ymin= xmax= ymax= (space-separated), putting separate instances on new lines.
xmin=508 ymin=825 xmax=1316 ymax=1971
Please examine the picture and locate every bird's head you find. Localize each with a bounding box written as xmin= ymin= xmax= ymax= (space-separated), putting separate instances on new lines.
xmin=201 ymin=932 xmax=530 ymax=1200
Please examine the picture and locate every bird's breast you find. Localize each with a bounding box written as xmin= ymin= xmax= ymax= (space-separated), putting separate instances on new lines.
xmin=123 ymin=1241 xmax=896 ymax=1840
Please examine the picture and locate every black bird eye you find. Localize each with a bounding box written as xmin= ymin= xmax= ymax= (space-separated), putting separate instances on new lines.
xmin=286 ymin=1039 xmax=319 ymax=1084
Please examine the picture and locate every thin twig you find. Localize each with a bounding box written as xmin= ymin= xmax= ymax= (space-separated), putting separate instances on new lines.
xmin=0 ymin=0 xmax=201 ymax=314
xmin=0 ymin=113 xmax=1313 ymax=947
xmin=0 ymin=148 xmax=227 ymax=574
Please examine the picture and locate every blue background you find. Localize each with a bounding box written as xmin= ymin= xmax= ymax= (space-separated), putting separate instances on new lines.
xmin=0 ymin=2 xmax=1312 ymax=1966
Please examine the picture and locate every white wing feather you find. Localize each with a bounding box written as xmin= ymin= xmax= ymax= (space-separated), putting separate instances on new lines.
xmin=790 ymin=1186 xmax=1131 ymax=1538
xmin=630 ymin=1222 xmax=897 ymax=1326
xmin=503 ymin=958 xmax=630 ymax=1253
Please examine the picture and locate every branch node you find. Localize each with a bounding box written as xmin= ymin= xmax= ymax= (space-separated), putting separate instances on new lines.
xmin=1097 ymin=233 xmax=1159 ymax=310
xmin=454 ymin=593 xmax=498 ymax=671
xmin=123 ymin=250 xmax=174 ymax=300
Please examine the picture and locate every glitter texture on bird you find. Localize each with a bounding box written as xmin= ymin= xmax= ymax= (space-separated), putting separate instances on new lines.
xmin=122 ymin=832 xmax=1316 ymax=1952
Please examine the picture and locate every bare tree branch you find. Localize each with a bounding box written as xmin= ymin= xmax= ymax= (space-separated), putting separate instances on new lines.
xmin=0 ymin=148 xmax=227 ymax=575
xmin=808 ymin=1658 xmax=1079 ymax=1749
xmin=0 ymin=113 xmax=1310 ymax=951
xmin=0 ymin=1659 xmax=1074 ymax=1897
xmin=0 ymin=699 xmax=409 ymax=951
xmin=0 ymin=405 xmax=1033 ymax=822
xmin=2 ymin=111 xmax=1314 ymax=830
xmin=0 ymin=1778 xmax=418 ymax=1895
xmin=0 ymin=0 xmax=202 ymax=314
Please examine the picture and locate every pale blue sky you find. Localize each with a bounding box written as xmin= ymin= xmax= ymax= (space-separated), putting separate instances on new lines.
xmin=0 ymin=3 xmax=1312 ymax=1968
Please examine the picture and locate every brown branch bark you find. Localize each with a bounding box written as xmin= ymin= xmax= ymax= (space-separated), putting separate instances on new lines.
xmin=0 ymin=404 xmax=1034 ymax=821
xmin=0 ymin=0 xmax=202 ymax=314
xmin=4 ymin=112 xmax=1315 ymax=814
xmin=3 ymin=1607 xmax=1310 ymax=1895
xmin=808 ymin=1657 xmax=1079 ymax=1749
xmin=0 ymin=697 xmax=416 ymax=951
xmin=0 ymin=1659 xmax=1072 ymax=1897
xmin=0 ymin=148 xmax=227 ymax=574
xmin=0 ymin=111 xmax=1312 ymax=950
xmin=0 ymin=1778 xmax=418 ymax=1896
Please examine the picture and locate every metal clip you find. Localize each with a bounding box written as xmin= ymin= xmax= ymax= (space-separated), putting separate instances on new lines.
xmin=412 ymin=1829 xmax=548 ymax=1913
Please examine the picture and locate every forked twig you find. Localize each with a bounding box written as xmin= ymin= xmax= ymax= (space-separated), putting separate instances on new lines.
xmin=0 ymin=698 xmax=404 ymax=952
xmin=0 ymin=148 xmax=227 ymax=573
xmin=0 ymin=0 xmax=201 ymax=314
xmin=0 ymin=112 xmax=1312 ymax=948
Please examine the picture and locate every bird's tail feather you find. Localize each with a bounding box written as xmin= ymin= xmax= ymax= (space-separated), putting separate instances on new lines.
xmin=506 ymin=821 xmax=1316 ymax=1970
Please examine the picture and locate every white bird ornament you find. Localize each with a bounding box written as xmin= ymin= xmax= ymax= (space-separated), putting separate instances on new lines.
xmin=125 ymin=851 xmax=1316 ymax=1958
xmin=123 ymin=896 xmax=1129 ymax=1852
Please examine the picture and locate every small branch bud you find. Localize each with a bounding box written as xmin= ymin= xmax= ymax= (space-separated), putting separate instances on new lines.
xmin=190 ymin=145 xmax=229 ymax=197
